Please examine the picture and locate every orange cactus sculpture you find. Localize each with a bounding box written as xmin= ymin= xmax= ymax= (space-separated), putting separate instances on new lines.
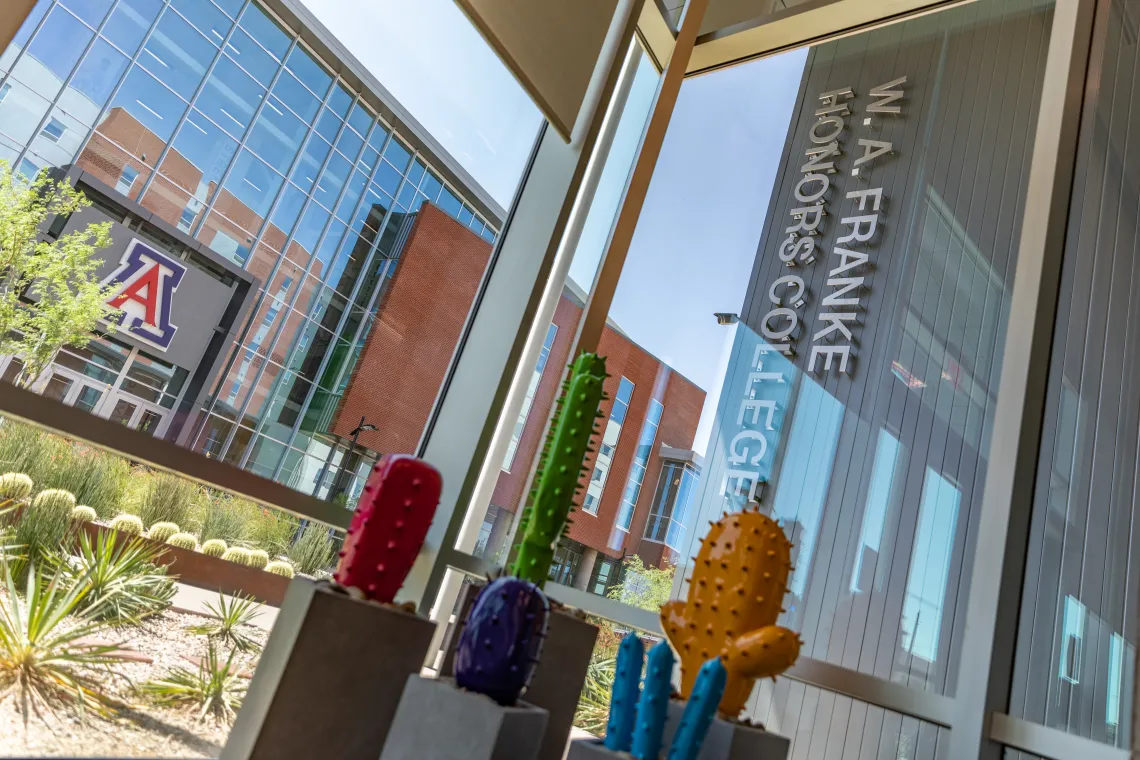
xmin=660 ymin=508 xmax=802 ymax=719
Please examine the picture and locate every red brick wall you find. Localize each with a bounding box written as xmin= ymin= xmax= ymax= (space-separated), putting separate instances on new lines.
xmin=331 ymin=203 xmax=492 ymax=453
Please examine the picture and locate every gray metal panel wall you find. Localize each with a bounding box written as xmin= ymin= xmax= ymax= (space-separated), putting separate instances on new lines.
xmin=1011 ymin=0 xmax=1140 ymax=750
xmin=731 ymin=2 xmax=1052 ymax=749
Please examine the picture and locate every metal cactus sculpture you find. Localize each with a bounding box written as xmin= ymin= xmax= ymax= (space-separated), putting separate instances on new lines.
xmin=454 ymin=576 xmax=550 ymax=705
xmin=604 ymin=632 xmax=644 ymax=752
xmin=334 ymin=454 xmax=442 ymax=604
xmin=509 ymin=352 xmax=608 ymax=585
xmin=660 ymin=509 xmax=802 ymax=719
xmin=599 ymin=637 xmax=723 ymax=760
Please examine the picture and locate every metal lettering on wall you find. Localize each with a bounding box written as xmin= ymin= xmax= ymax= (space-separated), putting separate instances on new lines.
xmin=759 ymin=76 xmax=907 ymax=376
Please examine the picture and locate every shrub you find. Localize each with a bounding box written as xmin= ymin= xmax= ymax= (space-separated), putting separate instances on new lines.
xmin=191 ymin=494 xmax=251 ymax=546
xmin=70 ymin=505 xmax=97 ymax=523
xmin=247 ymin=549 xmax=269 ymax=570
xmin=141 ymin=641 xmax=246 ymax=723
xmin=8 ymin=488 xmax=76 ymax=582
xmin=137 ymin=473 xmax=197 ymax=530
xmin=287 ymin=523 xmax=337 ymax=576
xmin=0 ymin=472 xmax=32 ymax=501
xmin=0 ymin=561 xmax=124 ymax=719
xmin=50 ymin=530 xmax=176 ymax=624
xmin=168 ymin=532 xmax=199 ymax=551
xmin=201 ymin=539 xmax=227 ymax=558
xmin=265 ymin=561 xmax=295 ymax=578
xmin=146 ymin=522 xmax=180 ymax=542
xmin=109 ymin=514 xmax=144 ymax=535
xmin=221 ymin=547 xmax=251 ymax=565
xmin=243 ymin=508 xmax=299 ymax=556
xmin=188 ymin=592 xmax=262 ymax=652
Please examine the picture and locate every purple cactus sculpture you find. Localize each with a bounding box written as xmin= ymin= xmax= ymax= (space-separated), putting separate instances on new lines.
xmin=454 ymin=576 xmax=550 ymax=705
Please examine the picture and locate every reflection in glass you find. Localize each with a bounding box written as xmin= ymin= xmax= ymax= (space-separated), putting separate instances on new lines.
xmin=611 ymin=398 xmax=664 ymax=546
xmin=503 ymin=323 xmax=557 ymax=470
xmin=582 ymin=376 xmax=633 ymax=514
xmin=140 ymin=10 xmax=215 ymax=99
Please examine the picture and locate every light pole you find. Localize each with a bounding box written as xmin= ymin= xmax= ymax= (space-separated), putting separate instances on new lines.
xmin=330 ymin=415 xmax=377 ymax=502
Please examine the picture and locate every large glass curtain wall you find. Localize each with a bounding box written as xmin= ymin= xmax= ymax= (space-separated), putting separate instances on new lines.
xmin=0 ymin=0 xmax=501 ymax=500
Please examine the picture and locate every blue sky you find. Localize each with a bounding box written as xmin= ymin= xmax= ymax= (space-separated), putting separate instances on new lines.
xmin=301 ymin=0 xmax=807 ymax=449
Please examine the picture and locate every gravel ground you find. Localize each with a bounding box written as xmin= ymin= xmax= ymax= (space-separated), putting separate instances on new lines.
xmin=0 ymin=609 xmax=268 ymax=758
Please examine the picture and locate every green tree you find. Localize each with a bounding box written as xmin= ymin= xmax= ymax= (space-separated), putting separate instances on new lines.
xmin=0 ymin=161 xmax=118 ymax=388
xmin=606 ymin=555 xmax=675 ymax=612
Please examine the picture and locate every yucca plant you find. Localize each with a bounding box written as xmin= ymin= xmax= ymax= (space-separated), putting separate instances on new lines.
xmin=573 ymin=654 xmax=617 ymax=735
xmin=0 ymin=562 xmax=123 ymax=722
xmin=188 ymin=592 xmax=262 ymax=652
xmin=50 ymin=531 xmax=176 ymax=624
xmin=141 ymin=640 xmax=246 ymax=723
xmin=287 ymin=522 xmax=338 ymax=576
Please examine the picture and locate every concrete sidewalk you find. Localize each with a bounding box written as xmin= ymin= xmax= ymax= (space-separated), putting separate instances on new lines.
xmin=171 ymin=583 xmax=279 ymax=631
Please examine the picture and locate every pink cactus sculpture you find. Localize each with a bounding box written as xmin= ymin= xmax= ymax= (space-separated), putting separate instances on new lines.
xmin=333 ymin=454 xmax=442 ymax=603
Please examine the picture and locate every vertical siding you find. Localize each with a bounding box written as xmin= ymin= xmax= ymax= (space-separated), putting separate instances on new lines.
xmin=1011 ymin=0 xmax=1140 ymax=749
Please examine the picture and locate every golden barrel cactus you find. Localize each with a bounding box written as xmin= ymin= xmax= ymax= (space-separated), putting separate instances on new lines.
xmin=660 ymin=509 xmax=802 ymax=719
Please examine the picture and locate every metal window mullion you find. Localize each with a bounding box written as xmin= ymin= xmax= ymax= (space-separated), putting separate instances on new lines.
xmin=947 ymin=0 xmax=1097 ymax=756
xmin=235 ymin=91 xmax=367 ymax=474
xmin=136 ymin=1 xmax=248 ymax=203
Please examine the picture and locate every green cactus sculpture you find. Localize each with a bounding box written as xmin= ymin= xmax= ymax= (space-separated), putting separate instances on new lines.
xmin=168 ymin=532 xmax=199 ymax=551
xmin=34 ymin=489 xmax=76 ymax=512
xmin=109 ymin=513 xmax=144 ymax=535
xmin=247 ymin=549 xmax=269 ymax=570
xmin=201 ymin=539 xmax=227 ymax=557
xmin=70 ymin=505 xmax=97 ymax=522
xmin=508 ymin=352 xmax=607 ymax=585
xmin=265 ymin=560 xmax=295 ymax=578
xmin=147 ymin=522 xmax=180 ymax=542
xmin=0 ymin=473 xmax=33 ymax=501
xmin=661 ymin=509 xmax=802 ymax=719
xmin=222 ymin=547 xmax=252 ymax=565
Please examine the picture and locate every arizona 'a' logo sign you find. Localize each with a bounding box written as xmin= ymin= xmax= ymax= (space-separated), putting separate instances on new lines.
xmin=102 ymin=240 xmax=186 ymax=352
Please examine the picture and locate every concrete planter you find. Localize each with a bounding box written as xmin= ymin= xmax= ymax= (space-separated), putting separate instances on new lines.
xmin=661 ymin=700 xmax=790 ymax=760
xmin=440 ymin=582 xmax=600 ymax=760
xmin=380 ymin=676 xmax=549 ymax=760
xmin=80 ymin=522 xmax=290 ymax=605
xmin=223 ymin=579 xmax=438 ymax=760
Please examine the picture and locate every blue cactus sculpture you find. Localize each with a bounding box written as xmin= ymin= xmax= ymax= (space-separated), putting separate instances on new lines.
xmin=604 ymin=633 xmax=644 ymax=751
xmin=667 ymin=658 xmax=727 ymax=760
xmin=454 ymin=576 xmax=550 ymax=705
xmin=631 ymin=642 xmax=675 ymax=760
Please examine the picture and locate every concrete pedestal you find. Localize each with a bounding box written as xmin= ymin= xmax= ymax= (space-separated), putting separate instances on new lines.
xmin=221 ymin=579 xmax=436 ymax=760
xmin=440 ymin=583 xmax=599 ymax=760
xmin=661 ymin=699 xmax=790 ymax=760
xmin=565 ymin=738 xmax=621 ymax=760
xmin=380 ymin=676 xmax=549 ymax=760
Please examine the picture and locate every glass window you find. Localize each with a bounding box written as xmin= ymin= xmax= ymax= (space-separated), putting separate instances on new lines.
xmin=269 ymin=183 xmax=307 ymax=239
xmin=612 ymin=399 xmax=663 ymax=541
xmin=582 ymin=377 xmax=634 ymax=514
xmin=348 ymin=102 xmax=372 ymax=136
xmin=336 ymin=125 xmax=364 ymax=162
xmin=383 ymin=136 xmax=412 ymax=172
xmin=374 ymin=159 xmax=402 ymax=196
xmin=0 ymin=84 xmax=9 ymax=106
xmin=437 ymin=187 xmax=462 ymax=218
xmin=99 ymin=65 xmax=187 ymax=143
xmin=335 ymin=169 xmax=368 ymax=223
xmin=102 ymin=0 xmax=162 ymax=55
xmin=285 ymin=45 xmax=331 ymax=100
xmin=272 ymin=69 xmax=319 ymax=122
xmin=421 ymin=171 xmax=442 ymax=202
xmin=65 ymin=38 xmax=129 ymax=118
xmin=643 ymin=460 xmax=699 ymax=550
xmin=196 ymin=55 xmax=265 ymax=137
xmin=367 ymin=122 xmax=389 ymax=151
xmin=221 ymin=149 xmax=282 ymax=217
xmin=6 ymin=0 xmax=49 ymax=59
xmin=39 ymin=117 xmax=65 ymax=143
xmin=291 ymin=134 xmax=331 ymax=192
xmin=327 ymin=84 xmax=352 ymax=118
xmin=238 ymin=2 xmax=290 ymax=59
xmin=406 ymin=158 xmax=425 ymax=188
xmin=313 ymin=151 xmax=350 ymax=209
xmin=292 ymin=201 xmax=330 ymax=261
xmin=224 ymin=26 xmax=278 ymax=86
xmin=23 ymin=6 xmax=92 ymax=86
xmin=140 ymin=9 xmax=216 ymax=99
xmin=246 ymin=95 xmax=306 ymax=173
xmin=169 ymin=0 xmax=232 ymax=44
xmin=60 ymin=0 xmax=114 ymax=27
xmin=503 ymin=323 xmax=557 ymax=471
xmin=115 ymin=165 xmax=140 ymax=195
xmin=314 ymin=107 xmax=342 ymax=143
xmin=146 ymin=109 xmax=236 ymax=223
xmin=0 ymin=80 xmax=52 ymax=144
xmin=358 ymin=145 xmax=379 ymax=174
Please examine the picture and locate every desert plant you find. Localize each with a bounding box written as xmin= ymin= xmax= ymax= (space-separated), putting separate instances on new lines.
xmin=51 ymin=530 xmax=176 ymax=624
xmin=188 ymin=592 xmax=262 ymax=652
xmin=201 ymin=539 xmax=227 ymax=558
xmin=141 ymin=640 xmax=246 ymax=722
xmin=0 ymin=561 xmax=124 ymax=721
xmin=7 ymin=487 xmax=76 ymax=582
xmin=575 ymin=654 xmax=617 ymax=735
xmin=264 ymin=560 xmax=294 ymax=578
xmin=32 ymin=489 xmax=76 ymax=513
xmin=221 ymin=547 xmax=251 ymax=565
xmin=146 ymin=522 xmax=180 ymax=542
xmin=167 ymin=532 xmax=198 ymax=551
xmin=109 ymin=514 xmax=144 ymax=535
xmin=136 ymin=473 xmax=197 ymax=530
xmin=287 ymin=523 xmax=337 ymax=576
xmin=0 ymin=472 xmax=33 ymax=501
xmin=70 ymin=505 xmax=97 ymax=523
xmin=246 ymin=549 xmax=269 ymax=570
xmin=190 ymin=493 xmax=254 ymax=545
